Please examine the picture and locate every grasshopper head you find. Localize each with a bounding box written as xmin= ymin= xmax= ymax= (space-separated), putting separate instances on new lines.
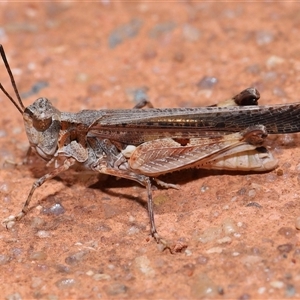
xmin=0 ymin=45 xmax=61 ymax=160
xmin=23 ymin=98 xmax=61 ymax=160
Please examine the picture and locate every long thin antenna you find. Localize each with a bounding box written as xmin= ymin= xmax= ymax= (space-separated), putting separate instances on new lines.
xmin=0 ymin=44 xmax=25 ymax=114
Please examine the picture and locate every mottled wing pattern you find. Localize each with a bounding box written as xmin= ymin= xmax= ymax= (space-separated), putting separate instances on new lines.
xmin=128 ymin=126 xmax=277 ymax=176
xmin=88 ymin=103 xmax=300 ymax=145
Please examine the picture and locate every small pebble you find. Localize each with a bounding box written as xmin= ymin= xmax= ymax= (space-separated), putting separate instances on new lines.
xmin=5 ymin=293 xmax=22 ymax=300
xmin=217 ymin=236 xmax=232 ymax=245
xmin=35 ymin=264 xmax=48 ymax=272
xmin=93 ymin=273 xmax=111 ymax=281
xmin=104 ymin=283 xmax=128 ymax=295
xmin=134 ymin=255 xmax=155 ymax=278
xmin=242 ymin=255 xmax=262 ymax=265
xmin=285 ymin=284 xmax=296 ymax=297
xmin=20 ymin=81 xmax=48 ymax=99
xmin=42 ymin=203 xmax=65 ymax=216
xmin=246 ymin=202 xmax=262 ymax=208
xmin=109 ymin=19 xmax=142 ymax=48
xmin=55 ymin=264 xmax=70 ymax=274
xmin=55 ymin=278 xmax=77 ymax=290
xmin=266 ymin=55 xmax=284 ymax=68
xmin=126 ymin=87 xmax=149 ymax=104
xmin=182 ymin=24 xmax=201 ymax=42
xmin=31 ymin=277 xmax=43 ymax=289
xmin=252 ymin=247 xmax=261 ymax=255
xmin=127 ymin=226 xmax=140 ymax=235
xmin=29 ymin=251 xmax=47 ymax=261
xmin=238 ymin=293 xmax=251 ymax=300
xmin=128 ymin=215 xmax=135 ymax=222
xmin=280 ymin=134 xmax=295 ymax=146
xmin=86 ymin=270 xmax=94 ymax=276
xmin=75 ymin=72 xmax=88 ymax=82
xmin=0 ymin=182 xmax=9 ymax=192
xmin=11 ymin=248 xmax=22 ymax=258
xmin=222 ymin=205 xmax=229 ymax=210
xmin=222 ymin=218 xmax=237 ymax=235
xmin=201 ymin=185 xmax=209 ymax=192
xmin=46 ymin=295 xmax=58 ymax=300
xmin=295 ymin=163 xmax=300 ymax=172
xmin=96 ymin=223 xmax=112 ymax=232
xmin=107 ymin=264 xmax=115 ymax=270
xmin=196 ymin=255 xmax=209 ymax=265
xmin=248 ymin=189 xmax=256 ymax=198
xmin=238 ymin=187 xmax=246 ymax=195
xmin=277 ymin=243 xmax=293 ymax=254
xmin=30 ymin=217 xmax=45 ymax=228
xmin=278 ymin=227 xmax=296 ymax=239
xmin=282 ymin=162 xmax=292 ymax=169
xmin=264 ymin=71 xmax=277 ymax=82
xmin=257 ymin=286 xmax=266 ymax=294
xmin=276 ymin=169 xmax=284 ymax=176
xmin=256 ymin=30 xmax=274 ymax=45
xmin=231 ymin=196 xmax=237 ymax=202
xmin=65 ymin=250 xmax=88 ymax=266
xmin=206 ymin=247 xmax=223 ymax=254
xmin=181 ymin=263 xmax=195 ymax=277
xmin=191 ymin=273 xmax=220 ymax=298
xmin=0 ymin=254 xmax=11 ymax=265
xmin=270 ymin=280 xmax=284 ymax=289
xmin=149 ymin=22 xmax=176 ymax=39
xmin=293 ymin=248 xmax=300 ymax=258
xmin=198 ymin=226 xmax=222 ymax=243
xmin=196 ymin=76 xmax=218 ymax=89
xmin=36 ymin=230 xmax=51 ymax=238
xmin=184 ymin=249 xmax=192 ymax=256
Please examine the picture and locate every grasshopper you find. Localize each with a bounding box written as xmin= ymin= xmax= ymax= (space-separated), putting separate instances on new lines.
xmin=1 ymin=44 xmax=300 ymax=250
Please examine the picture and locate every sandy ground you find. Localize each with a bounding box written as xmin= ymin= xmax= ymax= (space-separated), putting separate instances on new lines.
xmin=0 ymin=2 xmax=300 ymax=299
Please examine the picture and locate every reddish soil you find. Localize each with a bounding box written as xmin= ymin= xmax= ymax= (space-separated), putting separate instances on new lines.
xmin=0 ymin=2 xmax=300 ymax=299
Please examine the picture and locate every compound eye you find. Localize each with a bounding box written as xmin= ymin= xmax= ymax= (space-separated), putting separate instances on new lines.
xmin=32 ymin=116 xmax=52 ymax=131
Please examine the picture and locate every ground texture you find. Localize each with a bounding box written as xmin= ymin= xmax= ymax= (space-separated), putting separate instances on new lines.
xmin=0 ymin=2 xmax=300 ymax=299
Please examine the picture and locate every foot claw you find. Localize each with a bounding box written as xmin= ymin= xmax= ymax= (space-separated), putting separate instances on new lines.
xmin=2 ymin=215 xmax=16 ymax=229
xmin=152 ymin=233 xmax=173 ymax=253
xmin=2 ymin=212 xmax=25 ymax=229
xmin=152 ymin=232 xmax=188 ymax=253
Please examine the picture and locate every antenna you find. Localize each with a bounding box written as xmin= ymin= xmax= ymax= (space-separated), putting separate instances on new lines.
xmin=0 ymin=45 xmax=25 ymax=114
